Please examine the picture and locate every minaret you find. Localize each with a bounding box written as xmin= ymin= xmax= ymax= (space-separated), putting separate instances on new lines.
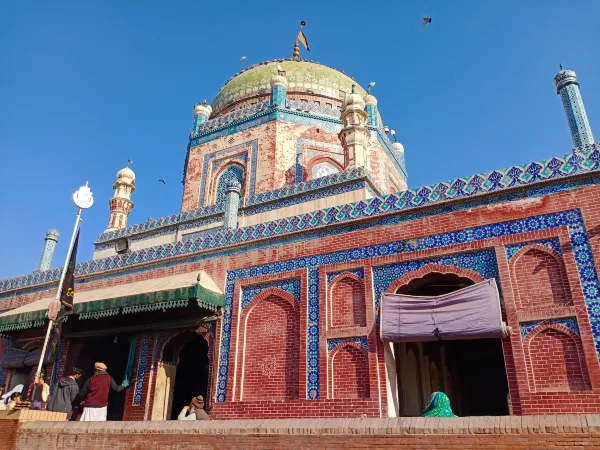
xmin=339 ymin=86 xmax=370 ymax=168
xmin=223 ymin=179 xmax=242 ymax=229
xmin=38 ymin=229 xmax=59 ymax=271
xmin=192 ymin=101 xmax=212 ymax=135
xmin=270 ymin=69 xmax=288 ymax=107
xmin=106 ymin=166 xmax=135 ymax=231
xmin=364 ymin=94 xmax=379 ymax=127
xmin=554 ymin=68 xmax=595 ymax=147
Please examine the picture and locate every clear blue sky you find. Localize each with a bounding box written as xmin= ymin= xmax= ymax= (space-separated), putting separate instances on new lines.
xmin=1 ymin=0 xmax=599 ymax=279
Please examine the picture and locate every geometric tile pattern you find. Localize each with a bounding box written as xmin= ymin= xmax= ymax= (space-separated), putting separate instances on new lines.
xmin=327 ymin=336 xmax=368 ymax=353
xmin=372 ymin=249 xmax=500 ymax=311
xmin=241 ymin=278 xmax=301 ymax=309
xmin=198 ymin=141 xmax=256 ymax=207
xmin=326 ymin=268 xmax=365 ymax=284
xmin=245 ymin=166 xmax=372 ymax=206
xmin=505 ymin=238 xmax=563 ymax=261
xmin=1 ymin=146 xmax=599 ymax=296
xmin=133 ymin=334 xmax=149 ymax=406
xmin=214 ymin=208 xmax=600 ymax=404
xmin=215 ymin=165 xmax=245 ymax=209
xmin=519 ymin=317 xmax=580 ymax=340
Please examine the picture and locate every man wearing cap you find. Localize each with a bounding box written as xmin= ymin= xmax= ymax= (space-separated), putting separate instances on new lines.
xmin=79 ymin=362 xmax=129 ymax=421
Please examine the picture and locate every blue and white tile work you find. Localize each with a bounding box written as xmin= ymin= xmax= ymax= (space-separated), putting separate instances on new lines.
xmin=372 ymin=249 xmax=500 ymax=310
xmin=327 ymin=336 xmax=368 ymax=353
xmin=133 ymin=335 xmax=150 ymax=406
xmin=326 ymin=268 xmax=365 ymax=284
xmin=505 ymin=238 xmax=563 ymax=261
xmin=240 ymin=278 xmax=301 ymax=309
xmin=520 ymin=317 xmax=580 ymax=340
xmin=213 ymin=208 xmax=600 ymax=403
xmin=198 ymin=140 xmax=257 ymax=207
xmin=2 ymin=145 xmax=600 ymax=297
xmin=215 ymin=165 xmax=245 ymax=209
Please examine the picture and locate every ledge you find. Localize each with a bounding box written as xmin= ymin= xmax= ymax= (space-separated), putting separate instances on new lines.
xmin=16 ymin=415 xmax=600 ymax=435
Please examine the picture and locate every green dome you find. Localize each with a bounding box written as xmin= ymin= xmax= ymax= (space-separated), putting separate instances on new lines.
xmin=211 ymin=59 xmax=366 ymax=115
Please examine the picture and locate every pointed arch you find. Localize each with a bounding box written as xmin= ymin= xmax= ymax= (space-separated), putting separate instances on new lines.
xmin=329 ymin=272 xmax=366 ymax=328
xmin=524 ymin=324 xmax=589 ymax=392
xmin=329 ymin=341 xmax=370 ymax=399
xmin=208 ymin=162 xmax=246 ymax=207
xmin=511 ymin=244 xmax=571 ymax=309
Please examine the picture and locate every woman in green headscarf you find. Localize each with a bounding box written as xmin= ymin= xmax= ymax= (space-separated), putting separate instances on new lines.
xmin=421 ymin=392 xmax=456 ymax=417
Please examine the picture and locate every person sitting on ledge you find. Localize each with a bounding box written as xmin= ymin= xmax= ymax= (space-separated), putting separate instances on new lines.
xmin=421 ymin=391 xmax=457 ymax=418
xmin=7 ymin=392 xmax=22 ymax=411
xmin=178 ymin=395 xmax=209 ymax=420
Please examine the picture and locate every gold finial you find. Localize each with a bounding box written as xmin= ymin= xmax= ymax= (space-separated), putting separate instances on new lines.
xmin=293 ymin=41 xmax=300 ymax=59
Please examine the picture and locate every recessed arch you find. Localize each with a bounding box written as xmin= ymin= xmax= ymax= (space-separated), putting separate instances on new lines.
xmin=511 ymin=245 xmax=571 ymax=308
xmin=329 ymin=272 xmax=366 ymax=328
xmin=208 ymin=162 xmax=246 ymax=207
xmin=329 ymin=342 xmax=370 ymax=399
xmin=306 ymin=156 xmax=344 ymax=180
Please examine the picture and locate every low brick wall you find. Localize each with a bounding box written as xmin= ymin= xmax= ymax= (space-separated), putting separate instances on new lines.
xmin=0 ymin=410 xmax=66 ymax=450
xmin=10 ymin=415 xmax=600 ymax=450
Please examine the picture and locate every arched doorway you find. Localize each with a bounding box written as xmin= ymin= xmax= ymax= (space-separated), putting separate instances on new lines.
xmin=152 ymin=330 xmax=210 ymax=420
xmin=393 ymin=272 xmax=509 ymax=417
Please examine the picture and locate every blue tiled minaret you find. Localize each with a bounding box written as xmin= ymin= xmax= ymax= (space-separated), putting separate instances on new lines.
xmin=554 ymin=68 xmax=595 ymax=147
xmin=270 ymin=71 xmax=288 ymax=107
xmin=192 ymin=102 xmax=212 ymax=135
xmin=223 ymin=179 xmax=242 ymax=229
xmin=38 ymin=229 xmax=59 ymax=271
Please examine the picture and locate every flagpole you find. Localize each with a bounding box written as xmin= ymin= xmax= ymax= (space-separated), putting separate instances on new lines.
xmin=32 ymin=183 xmax=94 ymax=399
xmin=33 ymin=208 xmax=82 ymax=385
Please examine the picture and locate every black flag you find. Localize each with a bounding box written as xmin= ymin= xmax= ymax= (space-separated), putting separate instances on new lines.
xmin=59 ymin=229 xmax=79 ymax=311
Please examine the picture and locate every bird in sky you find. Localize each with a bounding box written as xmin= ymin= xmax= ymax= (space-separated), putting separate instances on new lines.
xmin=127 ymin=159 xmax=133 ymax=165
xmin=158 ymin=179 xmax=166 ymax=184
xmin=367 ymin=81 xmax=376 ymax=93
xmin=240 ymin=56 xmax=247 ymax=63
xmin=421 ymin=15 xmax=432 ymax=27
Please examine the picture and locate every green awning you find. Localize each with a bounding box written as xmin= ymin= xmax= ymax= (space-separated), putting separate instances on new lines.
xmin=0 ymin=271 xmax=224 ymax=331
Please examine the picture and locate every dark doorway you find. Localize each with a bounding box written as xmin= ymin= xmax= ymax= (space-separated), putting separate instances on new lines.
xmin=167 ymin=334 xmax=210 ymax=420
xmin=394 ymin=273 xmax=510 ymax=416
xmin=75 ymin=335 xmax=131 ymax=421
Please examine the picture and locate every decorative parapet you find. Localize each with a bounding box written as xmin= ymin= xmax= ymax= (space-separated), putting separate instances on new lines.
xmin=1 ymin=144 xmax=599 ymax=294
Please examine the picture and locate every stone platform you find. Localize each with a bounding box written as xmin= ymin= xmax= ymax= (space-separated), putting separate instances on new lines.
xmin=4 ymin=415 xmax=600 ymax=449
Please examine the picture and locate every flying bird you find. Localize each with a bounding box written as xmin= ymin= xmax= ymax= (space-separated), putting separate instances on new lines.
xmin=367 ymin=81 xmax=376 ymax=93
xmin=421 ymin=15 xmax=432 ymax=27
xmin=127 ymin=159 xmax=133 ymax=165
xmin=158 ymin=179 xmax=166 ymax=184
xmin=240 ymin=56 xmax=247 ymax=63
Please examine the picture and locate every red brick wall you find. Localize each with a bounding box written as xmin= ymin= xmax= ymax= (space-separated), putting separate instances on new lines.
xmin=331 ymin=344 xmax=370 ymax=399
xmin=526 ymin=326 xmax=589 ymax=392
xmin=242 ymin=294 xmax=299 ymax=401
xmin=513 ymin=247 xmax=571 ymax=309
xmin=330 ymin=275 xmax=366 ymax=328
xmin=13 ymin=416 xmax=600 ymax=449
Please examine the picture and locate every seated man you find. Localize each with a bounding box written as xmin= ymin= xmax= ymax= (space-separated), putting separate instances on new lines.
xmin=177 ymin=395 xmax=209 ymax=420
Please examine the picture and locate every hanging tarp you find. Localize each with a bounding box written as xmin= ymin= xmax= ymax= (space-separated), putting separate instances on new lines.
xmin=0 ymin=348 xmax=28 ymax=369
xmin=380 ymin=279 xmax=503 ymax=342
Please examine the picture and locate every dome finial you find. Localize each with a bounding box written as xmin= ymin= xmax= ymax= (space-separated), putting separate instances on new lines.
xmin=293 ymin=41 xmax=300 ymax=59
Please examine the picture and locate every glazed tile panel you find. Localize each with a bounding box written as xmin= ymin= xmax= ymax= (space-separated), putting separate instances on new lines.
xmin=520 ymin=317 xmax=580 ymax=340
xmin=215 ymin=209 xmax=600 ymax=403
xmin=0 ymin=146 xmax=598 ymax=297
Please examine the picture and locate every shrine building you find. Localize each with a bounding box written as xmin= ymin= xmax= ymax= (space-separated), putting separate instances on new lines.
xmin=0 ymin=52 xmax=599 ymax=420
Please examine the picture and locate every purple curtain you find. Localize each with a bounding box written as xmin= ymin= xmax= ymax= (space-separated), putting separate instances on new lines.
xmin=380 ymin=279 xmax=502 ymax=342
